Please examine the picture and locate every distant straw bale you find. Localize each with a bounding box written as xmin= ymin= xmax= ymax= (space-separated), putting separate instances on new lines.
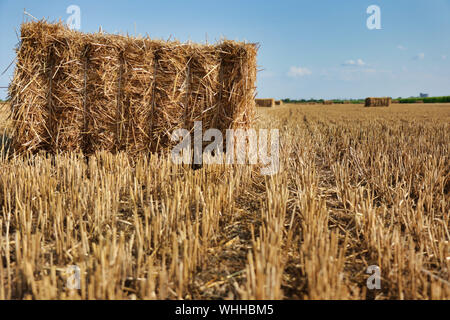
xmin=364 ymin=97 xmax=391 ymax=107
xmin=274 ymin=100 xmax=283 ymax=106
xmin=9 ymin=21 xmax=258 ymax=155
xmin=323 ymin=100 xmax=333 ymax=105
xmin=255 ymin=98 xmax=275 ymax=107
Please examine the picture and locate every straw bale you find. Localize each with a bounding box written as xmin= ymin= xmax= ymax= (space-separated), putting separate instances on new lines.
xmin=120 ymin=38 xmax=157 ymax=155
xmin=219 ymin=42 xmax=257 ymax=131
xmin=364 ymin=97 xmax=391 ymax=107
xmin=47 ymin=29 xmax=85 ymax=153
xmin=255 ymin=98 xmax=275 ymax=107
xmin=9 ymin=22 xmax=60 ymax=153
xmin=186 ymin=45 xmax=220 ymax=151
xmin=9 ymin=21 xmax=257 ymax=155
xmin=148 ymin=43 xmax=189 ymax=152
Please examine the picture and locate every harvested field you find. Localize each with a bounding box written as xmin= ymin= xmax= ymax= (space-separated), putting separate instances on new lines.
xmin=0 ymin=103 xmax=448 ymax=300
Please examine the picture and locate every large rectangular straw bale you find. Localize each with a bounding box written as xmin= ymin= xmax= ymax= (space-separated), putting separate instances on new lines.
xmin=149 ymin=43 xmax=189 ymax=152
xmin=187 ymin=46 xmax=220 ymax=128
xmin=120 ymin=38 xmax=156 ymax=155
xmin=48 ymin=31 xmax=85 ymax=153
xmin=9 ymin=22 xmax=60 ymax=153
xmin=84 ymin=34 xmax=124 ymax=153
xmin=9 ymin=21 xmax=257 ymax=155
xmin=186 ymin=45 xmax=221 ymax=153
xmin=218 ymin=42 xmax=257 ymax=131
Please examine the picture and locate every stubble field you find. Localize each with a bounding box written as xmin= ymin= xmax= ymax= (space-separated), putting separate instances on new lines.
xmin=0 ymin=102 xmax=448 ymax=299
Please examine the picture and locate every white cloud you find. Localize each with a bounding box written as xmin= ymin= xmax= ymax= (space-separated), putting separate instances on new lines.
xmin=413 ymin=53 xmax=425 ymax=60
xmin=397 ymin=45 xmax=407 ymax=50
xmin=287 ymin=66 xmax=312 ymax=77
xmin=442 ymin=55 xmax=447 ymax=60
xmin=342 ymin=59 xmax=366 ymax=67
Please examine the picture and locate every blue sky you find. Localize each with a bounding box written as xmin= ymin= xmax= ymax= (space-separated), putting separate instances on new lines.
xmin=1 ymin=0 xmax=449 ymax=100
